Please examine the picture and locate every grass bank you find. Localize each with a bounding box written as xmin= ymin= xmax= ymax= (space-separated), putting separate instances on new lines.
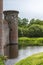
xmin=18 ymin=37 xmax=43 ymax=48
xmin=0 ymin=56 xmax=7 ymax=65
xmin=15 ymin=52 xmax=43 ymax=65
xmin=0 ymin=56 xmax=5 ymax=65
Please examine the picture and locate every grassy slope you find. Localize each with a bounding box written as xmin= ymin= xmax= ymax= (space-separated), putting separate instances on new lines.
xmin=18 ymin=37 xmax=43 ymax=47
xmin=15 ymin=52 xmax=43 ymax=65
xmin=0 ymin=56 xmax=7 ymax=65
xmin=0 ymin=56 xmax=5 ymax=65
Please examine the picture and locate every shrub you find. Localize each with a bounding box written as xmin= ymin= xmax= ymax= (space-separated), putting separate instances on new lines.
xmin=18 ymin=27 xmax=28 ymax=37
xmin=28 ymin=24 xmax=43 ymax=37
xmin=18 ymin=27 xmax=23 ymax=37
xmin=18 ymin=37 xmax=43 ymax=48
xmin=0 ymin=56 xmax=7 ymax=65
xmin=22 ymin=28 xmax=28 ymax=37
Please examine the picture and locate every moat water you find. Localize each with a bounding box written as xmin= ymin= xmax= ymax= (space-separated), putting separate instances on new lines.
xmin=5 ymin=46 xmax=43 ymax=65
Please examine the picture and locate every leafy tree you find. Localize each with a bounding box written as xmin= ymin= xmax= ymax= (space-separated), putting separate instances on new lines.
xmin=18 ymin=17 xmax=29 ymax=27
xmin=22 ymin=28 xmax=28 ymax=37
xmin=22 ymin=18 xmax=29 ymax=26
xmin=30 ymin=18 xmax=35 ymax=24
xmin=28 ymin=24 xmax=43 ymax=37
xmin=29 ymin=19 xmax=43 ymax=25
xmin=18 ymin=27 xmax=23 ymax=37
xmin=18 ymin=17 xmax=22 ymax=27
xmin=18 ymin=18 xmax=43 ymax=37
xmin=35 ymin=19 xmax=43 ymax=25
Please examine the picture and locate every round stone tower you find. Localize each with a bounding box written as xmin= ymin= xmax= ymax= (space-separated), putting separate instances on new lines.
xmin=3 ymin=10 xmax=19 ymax=58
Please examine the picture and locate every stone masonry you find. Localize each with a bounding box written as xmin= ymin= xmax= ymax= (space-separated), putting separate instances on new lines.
xmin=0 ymin=0 xmax=19 ymax=58
xmin=3 ymin=11 xmax=19 ymax=58
xmin=0 ymin=0 xmax=3 ymax=55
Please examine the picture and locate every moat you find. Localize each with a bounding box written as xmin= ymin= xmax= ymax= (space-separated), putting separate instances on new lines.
xmin=5 ymin=46 xmax=43 ymax=65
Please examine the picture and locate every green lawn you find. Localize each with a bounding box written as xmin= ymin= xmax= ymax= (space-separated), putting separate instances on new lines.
xmin=15 ymin=52 xmax=43 ymax=65
xmin=18 ymin=37 xmax=43 ymax=48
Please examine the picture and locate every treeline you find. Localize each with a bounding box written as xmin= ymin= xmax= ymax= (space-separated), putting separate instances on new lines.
xmin=18 ymin=18 xmax=43 ymax=37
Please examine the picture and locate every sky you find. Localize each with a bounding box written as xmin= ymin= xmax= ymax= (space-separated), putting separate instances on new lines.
xmin=3 ymin=0 xmax=43 ymax=20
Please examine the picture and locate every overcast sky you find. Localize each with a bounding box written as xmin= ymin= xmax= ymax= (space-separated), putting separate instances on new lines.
xmin=3 ymin=0 xmax=43 ymax=20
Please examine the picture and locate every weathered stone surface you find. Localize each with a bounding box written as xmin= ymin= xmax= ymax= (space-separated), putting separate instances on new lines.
xmin=4 ymin=44 xmax=18 ymax=59
xmin=0 ymin=0 xmax=3 ymax=55
xmin=0 ymin=0 xmax=3 ymax=20
xmin=2 ymin=20 xmax=9 ymax=49
xmin=3 ymin=10 xmax=19 ymax=58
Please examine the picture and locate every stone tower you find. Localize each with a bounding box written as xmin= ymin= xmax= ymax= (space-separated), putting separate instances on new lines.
xmin=3 ymin=10 xmax=19 ymax=58
xmin=0 ymin=0 xmax=3 ymax=55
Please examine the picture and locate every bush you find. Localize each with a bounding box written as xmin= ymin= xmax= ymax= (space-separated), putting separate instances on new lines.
xmin=18 ymin=27 xmax=28 ymax=37
xmin=0 ymin=56 xmax=7 ymax=65
xmin=22 ymin=28 xmax=28 ymax=37
xmin=18 ymin=37 xmax=43 ymax=48
xmin=18 ymin=27 xmax=23 ymax=37
xmin=28 ymin=24 xmax=43 ymax=37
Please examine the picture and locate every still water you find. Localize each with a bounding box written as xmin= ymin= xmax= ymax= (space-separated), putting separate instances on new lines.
xmin=6 ymin=46 xmax=43 ymax=65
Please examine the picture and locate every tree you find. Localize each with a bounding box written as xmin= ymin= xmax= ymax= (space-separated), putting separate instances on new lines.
xmin=29 ymin=19 xmax=43 ymax=25
xmin=18 ymin=17 xmax=29 ymax=27
xmin=18 ymin=17 xmax=22 ymax=27
xmin=28 ymin=24 xmax=43 ymax=37
xmin=30 ymin=18 xmax=35 ymax=24
xmin=22 ymin=18 xmax=29 ymax=27
xmin=18 ymin=27 xmax=23 ymax=37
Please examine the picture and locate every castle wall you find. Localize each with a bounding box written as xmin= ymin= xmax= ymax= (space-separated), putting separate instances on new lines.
xmin=0 ymin=0 xmax=3 ymax=55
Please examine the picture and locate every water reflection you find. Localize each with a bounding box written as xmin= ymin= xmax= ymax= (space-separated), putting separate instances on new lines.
xmin=6 ymin=46 xmax=43 ymax=65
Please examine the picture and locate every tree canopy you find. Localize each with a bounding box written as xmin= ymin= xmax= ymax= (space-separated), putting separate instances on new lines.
xmin=18 ymin=18 xmax=43 ymax=37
